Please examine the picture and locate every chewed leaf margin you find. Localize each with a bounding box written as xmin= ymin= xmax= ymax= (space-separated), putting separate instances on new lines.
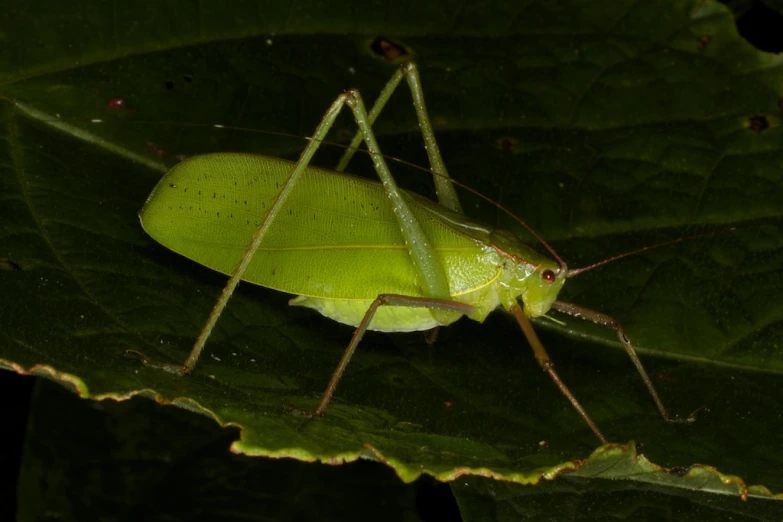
xmin=3 ymin=359 xmax=780 ymax=501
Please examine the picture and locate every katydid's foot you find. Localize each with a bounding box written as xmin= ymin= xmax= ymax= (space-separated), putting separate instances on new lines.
xmin=424 ymin=326 xmax=440 ymax=345
xmin=124 ymin=349 xmax=190 ymax=376
xmin=284 ymin=403 xmax=315 ymax=419
xmin=665 ymin=405 xmax=708 ymax=424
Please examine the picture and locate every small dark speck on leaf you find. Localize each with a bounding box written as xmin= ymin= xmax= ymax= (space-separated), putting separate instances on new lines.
xmin=169 ymin=183 xmax=176 ymax=188
xmin=106 ymin=97 xmax=126 ymax=110
xmin=493 ymin=136 xmax=520 ymax=153
xmin=390 ymin=374 xmax=406 ymax=386
xmin=667 ymin=466 xmax=692 ymax=478
xmin=749 ymin=115 xmax=769 ymax=133
xmin=698 ymin=35 xmax=711 ymax=49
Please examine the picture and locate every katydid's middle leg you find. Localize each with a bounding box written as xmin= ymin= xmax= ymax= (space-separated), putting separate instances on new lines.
xmin=509 ymin=305 xmax=608 ymax=444
xmin=314 ymin=295 xmax=474 ymax=417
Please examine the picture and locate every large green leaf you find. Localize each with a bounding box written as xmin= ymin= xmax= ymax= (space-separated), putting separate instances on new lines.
xmin=17 ymin=379 xmax=780 ymax=521
xmin=2 ymin=0 xmax=782 ymax=511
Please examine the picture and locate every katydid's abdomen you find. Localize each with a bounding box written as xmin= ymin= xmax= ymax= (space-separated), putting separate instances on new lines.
xmin=140 ymin=153 xmax=564 ymax=331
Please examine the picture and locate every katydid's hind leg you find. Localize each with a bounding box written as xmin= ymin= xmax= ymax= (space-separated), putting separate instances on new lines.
xmin=312 ymin=295 xmax=473 ymax=417
xmin=551 ymin=301 xmax=701 ymax=424
xmin=510 ymin=305 xmax=608 ymax=444
xmin=335 ymin=68 xmax=405 ymax=173
xmin=400 ymin=62 xmax=462 ymax=214
xmin=342 ymin=90 xmax=451 ymax=301
xmin=336 ymin=62 xmax=463 ymax=214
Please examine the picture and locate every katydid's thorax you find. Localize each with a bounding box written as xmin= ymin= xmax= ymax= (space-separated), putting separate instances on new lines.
xmin=486 ymin=229 xmax=566 ymax=319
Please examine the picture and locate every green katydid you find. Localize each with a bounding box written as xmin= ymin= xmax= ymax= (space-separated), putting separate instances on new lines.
xmin=136 ymin=62 xmax=699 ymax=444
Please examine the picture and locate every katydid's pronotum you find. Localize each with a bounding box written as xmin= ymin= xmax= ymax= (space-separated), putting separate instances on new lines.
xmin=137 ymin=62 xmax=699 ymax=444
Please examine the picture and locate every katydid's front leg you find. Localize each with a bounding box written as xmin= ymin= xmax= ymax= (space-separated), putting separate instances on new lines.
xmin=551 ymin=301 xmax=701 ymax=424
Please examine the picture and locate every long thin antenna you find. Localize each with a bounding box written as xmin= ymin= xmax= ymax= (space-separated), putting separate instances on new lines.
xmin=429 ymin=175 xmax=568 ymax=272
xmin=567 ymin=227 xmax=737 ymax=278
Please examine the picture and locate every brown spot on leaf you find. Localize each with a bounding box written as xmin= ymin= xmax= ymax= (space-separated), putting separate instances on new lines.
xmin=697 ymin=35 xmax=711 ymax=50
xmin=749 ymin=115 xmax=769 ymax=133
xmin=370 ymin=37 xmax=409 ymax=62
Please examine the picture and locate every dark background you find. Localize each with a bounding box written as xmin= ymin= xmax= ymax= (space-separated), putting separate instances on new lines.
xmin=2 ymin=1 xmax=782 ymax=521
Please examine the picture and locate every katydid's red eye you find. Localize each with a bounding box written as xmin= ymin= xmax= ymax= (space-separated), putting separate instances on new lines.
xmin=542 ymin=269 xmax=556 ymax=283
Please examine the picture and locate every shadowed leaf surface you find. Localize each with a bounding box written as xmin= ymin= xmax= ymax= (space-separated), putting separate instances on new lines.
xmin=17 ymin=379 xmax=424 ymax=522
xmin=19 ymin=379 xmax=782 ymax=521
xmin=2 ymin=0 xmax=782 ymax=514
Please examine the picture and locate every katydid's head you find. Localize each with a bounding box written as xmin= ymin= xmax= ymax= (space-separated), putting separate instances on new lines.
xmin=520 ymin=262 xmax=567 ymax=318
